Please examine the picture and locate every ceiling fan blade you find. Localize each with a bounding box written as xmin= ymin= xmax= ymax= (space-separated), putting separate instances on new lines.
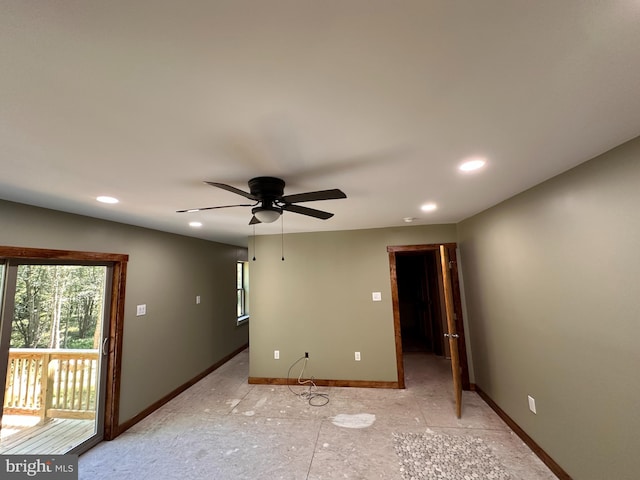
xmin=249 ymin=215 xmax=261 ymax=225
xmin=205 ymin=181 xmax=259 ymax=200
xmin=281 ymin=188 xmax=346 ymax=204
xmin=176 ymin=203 xmax=254 ymax=213
xmin=282 ymin=204 xmax=334 ymax=220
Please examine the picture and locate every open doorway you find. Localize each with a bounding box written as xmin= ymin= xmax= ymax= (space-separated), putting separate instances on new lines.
xmin=395 ymin=251 xmax=445 ymax=355
xmin=388 ymin=243 xmax=470 ymax=390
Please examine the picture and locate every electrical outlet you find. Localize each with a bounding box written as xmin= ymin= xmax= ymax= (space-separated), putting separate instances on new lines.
xmin=355 ymin=351 xmax=361 ymax=361
xmin=274 ymin=350 xmax=280 ymax=360
xmin=528 ymin=395 xmax=537 ymax=414
xmin=196 ymin=295 xmax=201 ymax=304
xmin=136 ymin=304 xmax=146 ymax=316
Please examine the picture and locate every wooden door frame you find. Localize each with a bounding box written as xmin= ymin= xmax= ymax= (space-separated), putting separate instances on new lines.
xmin=387 ymin=243 xmax=470 ymax=390
xmin=0 ymin=246 xmax=128 ymax=440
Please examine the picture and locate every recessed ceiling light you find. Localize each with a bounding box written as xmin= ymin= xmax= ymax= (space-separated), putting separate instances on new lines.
xmin=96 ymin=196 xmax=119 ymax=204
xmin=459 ymin=157 xmax=486 ymax=172
xmin=421 ymin=203 xmax=437 ymax=212
xmin=189 ymin=221 xmax=203 ymax=228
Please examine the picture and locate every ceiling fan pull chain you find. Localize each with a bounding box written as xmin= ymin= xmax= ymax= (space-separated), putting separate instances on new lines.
xmin=281 ymin=214 xmax=285 ymax=261
xmin=252 ymin=224 xmax=256 ymax=261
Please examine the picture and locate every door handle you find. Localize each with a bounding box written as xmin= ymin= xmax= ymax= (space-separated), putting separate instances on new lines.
xmin=444 ymin=333 xmax=459 ymax=339
xmin=102 ymin=337 xmax=109 ymax=356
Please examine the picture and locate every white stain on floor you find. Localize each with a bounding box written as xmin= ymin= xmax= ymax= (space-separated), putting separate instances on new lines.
xmin=331 ymin=413 xmax=376 ymax=429
xmin=254 ymin=397 xmax=267 ymax=409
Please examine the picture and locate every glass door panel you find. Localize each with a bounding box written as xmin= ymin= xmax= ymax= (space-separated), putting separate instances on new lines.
xmin=0 ymin=263 xmax=111 ymax=454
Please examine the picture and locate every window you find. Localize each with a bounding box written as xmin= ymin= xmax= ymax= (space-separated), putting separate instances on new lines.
xmin=236 ymin=261 xmax=249 ymax=324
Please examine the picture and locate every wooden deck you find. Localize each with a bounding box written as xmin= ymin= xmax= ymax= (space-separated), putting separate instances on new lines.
xmin=0 ymin=416 xmax=94 ymax=454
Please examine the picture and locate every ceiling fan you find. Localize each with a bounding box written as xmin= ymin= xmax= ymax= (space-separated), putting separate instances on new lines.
xmin=177 ymin=176 xmax=347 ymax=224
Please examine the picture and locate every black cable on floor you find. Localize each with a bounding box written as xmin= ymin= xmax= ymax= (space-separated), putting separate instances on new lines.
xmin=287 ymin=355 xmax=329 ymax=407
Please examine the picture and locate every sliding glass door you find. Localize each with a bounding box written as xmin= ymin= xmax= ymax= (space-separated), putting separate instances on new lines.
xmin=0 ymin=261 xmax=112 ymax=454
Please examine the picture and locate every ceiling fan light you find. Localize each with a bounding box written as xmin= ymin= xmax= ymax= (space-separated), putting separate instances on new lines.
xmin=253 ymin=206 xmax=282 ymax=223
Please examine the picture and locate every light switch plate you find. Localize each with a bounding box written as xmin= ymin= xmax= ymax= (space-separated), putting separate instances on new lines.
xmin=372 ymin=292 xmax=382 ymax=301
xmin=136 ymin=304 xmax=146 ymax=316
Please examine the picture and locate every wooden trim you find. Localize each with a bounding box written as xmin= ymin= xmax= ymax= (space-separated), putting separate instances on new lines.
xmin=388 ymin=251 xmax=405 ymax=389
xmin=103 ymin=261 xmax=127 ymax=440
xmin=475 ymin=386 xmax=572 ymax=480
xmin=248 ymin=377 xmax=400 ymax=389
xmin=386 ymin=243 xmax=457 ymax=254
xmin=115 ymin=344 xmax=249 ymax=436
xmin=0 ymin=246 xmax=128 ymax=263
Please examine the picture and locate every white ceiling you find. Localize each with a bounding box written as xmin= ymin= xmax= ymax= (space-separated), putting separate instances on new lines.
xmin=2 ymin=1 xmax=640 ymax=247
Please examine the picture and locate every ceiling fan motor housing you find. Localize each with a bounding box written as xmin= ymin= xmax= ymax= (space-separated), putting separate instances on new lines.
xmin=248 ymin=177 xmax=285 ymax=202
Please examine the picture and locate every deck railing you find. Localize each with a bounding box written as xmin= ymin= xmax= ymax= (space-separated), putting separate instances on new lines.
xmin=3 ymin=349 xmax=98 ymax=421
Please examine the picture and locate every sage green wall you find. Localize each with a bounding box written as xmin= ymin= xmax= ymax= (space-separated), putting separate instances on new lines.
xmin=0 ymin=200 xmax=248 ymax=423
xmin=248 ymin=224 xmax=458 ymax=382
xmin=457 ymin=137 xmax=640 ymax=480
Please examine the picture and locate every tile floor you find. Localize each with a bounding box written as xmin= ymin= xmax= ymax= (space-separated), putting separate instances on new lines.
xmin=79 ymin=350 xmax=558 ymax=479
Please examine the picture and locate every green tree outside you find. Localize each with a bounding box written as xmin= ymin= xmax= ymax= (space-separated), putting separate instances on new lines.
xmin=11 ymin=265 xmax=106 ymax=349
